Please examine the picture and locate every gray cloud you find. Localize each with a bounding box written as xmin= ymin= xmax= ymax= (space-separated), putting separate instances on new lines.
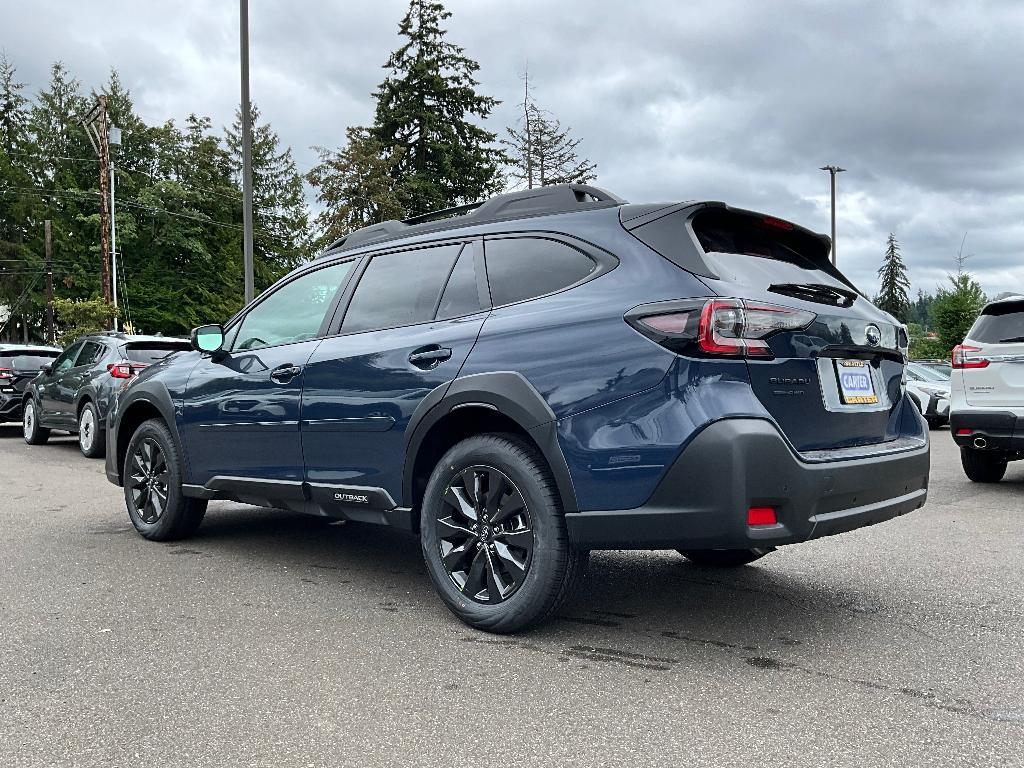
xmin=2 ymin=0 xmax=1022 ymax=297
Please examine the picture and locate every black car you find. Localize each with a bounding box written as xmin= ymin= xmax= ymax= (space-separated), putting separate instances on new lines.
xmin=0 ymin=344 xmax=62 ymax=423
xmin=23 ymin=332 xmax=190 ymax=457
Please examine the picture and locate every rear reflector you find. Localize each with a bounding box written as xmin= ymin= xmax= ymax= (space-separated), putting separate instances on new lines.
xmin=956 ymin=428 xmax=972 ymax=436
xmin=747 ymin=506 xmax=777 ymax=526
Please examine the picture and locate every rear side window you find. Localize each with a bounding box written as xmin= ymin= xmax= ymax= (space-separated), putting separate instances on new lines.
xmin=485 ymin=238 xmax=596 ymax=306
xmin=436 ymin=247 xmax=483 ymax=320
xmin=76 ymin=341 xmax=106 ymax=367
xmin=969 ymin=302 xmax=1024 ymax=343
xmin=342 ymin=244 xmax=462 ymax=333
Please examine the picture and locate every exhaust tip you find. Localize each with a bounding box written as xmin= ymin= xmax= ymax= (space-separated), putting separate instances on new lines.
xmin=973 ymin=436 xmax=988 ymax=449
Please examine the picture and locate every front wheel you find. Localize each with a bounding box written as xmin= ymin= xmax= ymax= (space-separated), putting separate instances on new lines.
xmin=678 ymin=548 xmax=775 ymax=567
xmin=961 ymin=448 xmax=1007 ymax=483
xmin=124 ymin=418 xmax=207 ymax=540
xmin=22 ymin=399 xmax=50 ymax=445
xmin=77 ymin=401 xmax=105 ymax=458
xmin=420 ymin=434 xmax=587 ymax=633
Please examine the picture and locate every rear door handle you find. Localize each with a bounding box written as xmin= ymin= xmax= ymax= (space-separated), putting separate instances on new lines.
xmin=270 ymin=364 xmax=302 ymax=384
xmin=408 ymin=346 xmax=453 ymax=368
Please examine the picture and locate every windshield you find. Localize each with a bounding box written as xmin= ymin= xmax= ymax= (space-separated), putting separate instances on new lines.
xmin=907 ymin=363 xmax=949 ymax=382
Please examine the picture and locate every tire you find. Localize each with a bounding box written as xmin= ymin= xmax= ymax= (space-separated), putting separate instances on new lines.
xmin=22 ymin=399 xmax=50 ymax=445
xmin=420 ymin=433 xmax=588 ymax=634
xmin=123 ymin=418 xmax=207 ymax=541
xmin=961 ymin=448 xmax=1007 ymax=483
xmin=77 ymin=401 xmax=105 ymax=458
xmin=678 ymin=548 xmax=775 ymax=567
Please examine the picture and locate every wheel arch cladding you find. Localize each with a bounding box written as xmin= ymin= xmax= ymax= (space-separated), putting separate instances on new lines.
xmin=115 ymin=387 xmax=181 ymax=484
xmin=403 ymin=372 xmax=578 ymax=516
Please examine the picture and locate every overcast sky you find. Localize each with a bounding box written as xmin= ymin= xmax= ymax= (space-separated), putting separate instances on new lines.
xmin=3 ymin=0 xmax=1023 ymax=297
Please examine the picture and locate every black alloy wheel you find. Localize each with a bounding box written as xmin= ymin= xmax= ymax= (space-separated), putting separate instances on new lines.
xmin=435 ymin=464 xmax=535 ymax=604
xmin=128 ymin=436 xmax=171 ymax=524
xmin=123 ymin=418 xmax=206 ymax=540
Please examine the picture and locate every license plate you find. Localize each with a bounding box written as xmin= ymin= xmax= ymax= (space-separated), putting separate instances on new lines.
xmin=835 ymin=359 xmax=878 ymax=404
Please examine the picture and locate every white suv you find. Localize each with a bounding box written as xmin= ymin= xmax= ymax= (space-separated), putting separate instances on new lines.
xmin=950 ymin=295 xmax=1024 ymax=482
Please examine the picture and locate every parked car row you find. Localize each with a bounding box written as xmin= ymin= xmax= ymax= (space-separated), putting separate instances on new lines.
xmin=8 ymin=184 xmax=941 ymax=633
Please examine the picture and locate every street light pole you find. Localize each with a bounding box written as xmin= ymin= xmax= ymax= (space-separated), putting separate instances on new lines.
xmin=820 ymin=165 xmax=846 ymax=265
xmin=240 ymin=0 xmax=255 ymax=305
xmin=109 ymin=125 xmax=121 ymax=331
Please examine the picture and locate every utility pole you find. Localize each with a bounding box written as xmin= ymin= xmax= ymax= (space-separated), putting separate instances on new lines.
xmin=44 ymin=220 xmax=54 ymax=345
xmin=81 ymin=96 xmax=113 ymax=317
xmin=819 ymin=165 xmax=846 ymax=265
xmin=240 ymin=0 xmax=255 ymax=304
xmin=109 ymin=125 xmax=121 ymax=331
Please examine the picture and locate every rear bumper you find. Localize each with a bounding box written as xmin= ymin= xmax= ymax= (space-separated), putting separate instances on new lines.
xmin=949 ymin=410 xmax=1024 ymax=451
xmin=0 ymin=393 xmax=22 ymax=421
xmin=566 ymin=418 xmax=929 ymax=550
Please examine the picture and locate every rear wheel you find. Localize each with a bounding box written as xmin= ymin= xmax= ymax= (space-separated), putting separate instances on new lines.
xmin=77 ymin=401 xmax=104 ymax=458
xmin=961 ymin=448 xmax=1007 ymax=483
xmin=678 ymin=548 xmax=775 ymax=567
xmin=22 ymin=399 xmax=50 ymax=445
xmin=124 ymin=418 xmax=206 ymax=540
xmin=420 ymin=433 xmax=587 ymax=633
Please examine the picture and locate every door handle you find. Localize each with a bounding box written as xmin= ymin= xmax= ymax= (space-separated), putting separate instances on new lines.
xmin=270 ymin=364 xmax=302 ymax=384
xmin=408 ymin=346 xmax=453 ymax=368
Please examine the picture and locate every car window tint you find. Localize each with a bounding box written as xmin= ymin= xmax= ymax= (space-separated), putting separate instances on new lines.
xmin=52 ymin=342 xmax=82 ymax=374
xmin=436 ymin=246 xmax=483 ymax=320
xmin=76 ymin=341 xmax=105 ymax=367
xmin=970 ymin=303 xmax=1024 ymax=343
xmin=233 ymin=261 xmax=354 ymax=351
xmin=485 ymin=238 xmax=596 ymax=306
xmin=342 ymin=244 xmax=462 ymax=334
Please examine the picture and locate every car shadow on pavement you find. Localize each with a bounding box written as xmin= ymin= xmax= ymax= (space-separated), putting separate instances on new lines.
xmin=170 ymin=503 xmax=869 ymax=654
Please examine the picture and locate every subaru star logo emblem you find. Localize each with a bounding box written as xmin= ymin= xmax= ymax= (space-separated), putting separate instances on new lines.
xmin=865 ymin=324 xmax=881 ymax=346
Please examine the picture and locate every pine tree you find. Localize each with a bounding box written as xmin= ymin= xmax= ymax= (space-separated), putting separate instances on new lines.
xmin=225 ymin=103 xmax=311 ymax=286
xmin=372 ymin=0 xmax=503 ymax=215
xmin=503 ymin=72 xmax=595 ymax=189
xmin=875 ymin=233 xmax=911 ymax=322
xmin=306 ymin=126 xmax=405 ymax=251
xmin=932 ymin=256 xmax=987 ymax=353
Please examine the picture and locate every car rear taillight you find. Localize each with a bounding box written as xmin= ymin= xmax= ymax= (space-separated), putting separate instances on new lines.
xmin=0 ymin=368 xmax=11 ymax=381
xmin=631 ymin=298 xmax=815 ymax=358
xmin=951 ymin=344 xmax=989 ymax=369
xmin=107 ymin=362 xmax=135 ymax=379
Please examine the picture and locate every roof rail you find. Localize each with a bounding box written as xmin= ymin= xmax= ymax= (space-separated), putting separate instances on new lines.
xmin=325 ymin=183 xmax=627 ymax=253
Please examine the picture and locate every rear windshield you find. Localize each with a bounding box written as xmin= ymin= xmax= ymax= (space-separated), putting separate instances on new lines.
xmin=692 ymin=209 xmax=830 ymax=271
xmin=122 ymin=343 xmax=189 ymax=365
xmin=0 ymin=352 xmax=59 ymax=370
xmin=969 ymin=302 xmax=1024 ymax=344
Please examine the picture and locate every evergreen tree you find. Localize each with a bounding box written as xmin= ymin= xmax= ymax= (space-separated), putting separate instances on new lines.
xmin=932 ymin=265 xmax=987 ymax=353
xmin=875 ymin=233 xmax=911 ymax=322
xmin=306 ymin=126 xmax=405 ymax=252
xmin=226 ymin=103 xmax=311 ymax=287
xmin=503 ymin=72 xmax=595 ymax=189
xmin=0 ymin=54 xmax=34 ymax=315
xmin=372 ymin=0 xmax=503 ymax=215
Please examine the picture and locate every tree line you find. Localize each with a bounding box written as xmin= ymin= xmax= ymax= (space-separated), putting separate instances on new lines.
xmin=873 ymin=233 xmax=988 ymax=358
xmin=0 ymin=0 xmax=595 ymax=341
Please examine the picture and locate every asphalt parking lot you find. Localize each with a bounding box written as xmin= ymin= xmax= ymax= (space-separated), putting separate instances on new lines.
xmin=1 ymin=426 xmax=1021 ymax=767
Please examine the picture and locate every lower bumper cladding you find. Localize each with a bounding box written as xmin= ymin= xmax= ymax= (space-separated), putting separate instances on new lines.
xmin=566 ymin=418 xmax=929 ymax=550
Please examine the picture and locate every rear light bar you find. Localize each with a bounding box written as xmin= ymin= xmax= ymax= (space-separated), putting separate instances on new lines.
xmin=951 ymin=344 xmax=989 ymax=369
xmin=107 ymin=362 xmax=136 ymax=379
xmin=627 ymin=298 xmax=816 ymax=359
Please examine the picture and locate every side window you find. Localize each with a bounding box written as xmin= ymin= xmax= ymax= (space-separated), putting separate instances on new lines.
xmin=233 ymin=260 xmax=354 ymax=351
xmin=436 ymin=246 xmax=484 ymax=320
xmin=342 ymin=244 xmax=462 ymax=334
xmin=76 ymin=341 xmax=105 ymax=367
xmin=52 ymin=342 xmax=83 ymax=375
xmin=485 ymin=238 xmax=596 ymax=306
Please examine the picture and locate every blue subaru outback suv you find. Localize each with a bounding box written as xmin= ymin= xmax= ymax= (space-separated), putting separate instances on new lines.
xmin=105 ymin=184 xmax=929 ymax=632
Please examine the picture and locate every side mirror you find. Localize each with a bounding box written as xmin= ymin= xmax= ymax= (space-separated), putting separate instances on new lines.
xmin=190 ymin=324 xmax=225 ymax=354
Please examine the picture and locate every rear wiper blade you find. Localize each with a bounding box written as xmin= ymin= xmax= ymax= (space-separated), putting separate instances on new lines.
xmin=998 ymin=336 xmax=1024 ymax=343
xmin=768 ymin=282 xmax=858 ymax=308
